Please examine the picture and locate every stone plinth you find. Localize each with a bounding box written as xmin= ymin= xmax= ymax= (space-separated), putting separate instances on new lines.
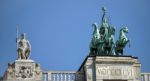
xmin=78 ymin=55 xmax=141 ymax=81
xmin=2 ymin=60 xmax=43 ymax=81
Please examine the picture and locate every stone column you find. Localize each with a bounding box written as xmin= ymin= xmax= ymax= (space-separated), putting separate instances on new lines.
xmin=70 ymin=73 xmax=75 ymax=81
xmin=68 ymin=73 xmax=71 ymax=81
xmin=141 ymin=75 xmax=144 ymax=81
xmin=64 ymin=73 xmax=67 ymax=81
xmin=144 ymin=74 xmax=148 ymax=81
xmin=43 ymin=73 xmax=48 ymax=81
xmin=60 ymin=73 xmax=63 ymax=81
xmin=56 ymin=73 xmax=59 ymax=81
xmin=148 ymin=74 xmax=150 ymax=81
xmin=53 ymin=73 xmax=56 ymax=81
xmin=47 ymin=72 xmax=51 ymax=81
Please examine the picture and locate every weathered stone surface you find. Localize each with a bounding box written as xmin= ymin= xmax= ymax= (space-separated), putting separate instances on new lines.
xmin=78 ymin=55 xmax=141 ymax=81
xmin=2 ymin=60 xmax=43 ymax=81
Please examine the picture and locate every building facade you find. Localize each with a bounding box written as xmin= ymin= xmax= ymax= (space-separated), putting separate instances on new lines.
xmin=1 ymin=6 xmax=149 ymax=81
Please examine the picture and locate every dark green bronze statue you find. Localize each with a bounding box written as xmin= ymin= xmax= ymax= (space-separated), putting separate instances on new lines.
xmin=100 ymin=6 xmax=108 ymax=41
xmin=89 ymin=6 xmax=130 ymax=56
xmin=103 ymin=26 xmax=115 ymax=55
xmin=89 ymin=23 xmax=104 ymax=55
xmin=115 ymin=27 xmax=130 ymax=55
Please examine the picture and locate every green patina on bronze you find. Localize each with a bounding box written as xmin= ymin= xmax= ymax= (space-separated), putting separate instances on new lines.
xmin=89 ymin=6 xmax=130 ymax=56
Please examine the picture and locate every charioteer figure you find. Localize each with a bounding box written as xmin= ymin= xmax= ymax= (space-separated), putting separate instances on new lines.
xmin=99 ymin=6 xmax=109 ymax=41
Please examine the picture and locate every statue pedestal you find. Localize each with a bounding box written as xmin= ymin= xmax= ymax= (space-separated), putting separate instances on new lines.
xmin=78 ymin=55 xmax=141 ymax=81
xmin=2 ymin=59 xmax=43 ymax=81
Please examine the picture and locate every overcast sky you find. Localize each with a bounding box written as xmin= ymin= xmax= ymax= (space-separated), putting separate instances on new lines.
xmin=0 ymin=0 xmax=150 ymax=76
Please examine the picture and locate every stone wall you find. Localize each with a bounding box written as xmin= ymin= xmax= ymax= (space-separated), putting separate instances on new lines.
xmin=78 ymin=55 xmax=141 ymax=81
xmin=2 ymin=60 xmax=43 ymax=81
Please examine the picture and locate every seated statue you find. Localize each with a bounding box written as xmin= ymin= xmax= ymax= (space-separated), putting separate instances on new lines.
xmin=17 ymin=33 xmax=31 ymax=60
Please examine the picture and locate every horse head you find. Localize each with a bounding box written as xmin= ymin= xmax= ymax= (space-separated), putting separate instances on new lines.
xmin=120 ymin=26 xmax=128 ymax=33
xmin=92 ymin=23 xmax=100 ymax=40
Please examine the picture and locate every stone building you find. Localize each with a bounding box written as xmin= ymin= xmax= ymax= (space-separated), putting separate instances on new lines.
xmin=0 ymin=6 xmax=149 ymax=81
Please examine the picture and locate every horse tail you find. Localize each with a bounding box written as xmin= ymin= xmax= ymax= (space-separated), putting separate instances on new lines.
xmin=128 ymin=39 xmax=131 ymax=48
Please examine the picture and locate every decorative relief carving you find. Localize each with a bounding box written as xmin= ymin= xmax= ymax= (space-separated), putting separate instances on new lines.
xmin=87 ymin=69 xmax=92 ymax=80
xmin=16 ymin=66 xmax=33 ymax=79
xmin=6 ymin=63 xmax=14 ymax=78
xmin=35 ymin=63 xmax=41 ymax=75
xmin=134 ymin=67 xmax=141 ymax=80
xmin=97 ymin=66 xmax=133 ymax=77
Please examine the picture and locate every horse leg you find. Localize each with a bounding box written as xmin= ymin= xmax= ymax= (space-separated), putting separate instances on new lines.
xmin=97 ymin=46 xmax=102 ymax=55
xmin=90 ymin=48 xmax=93 ymax=54
xmin=121 ymin=49 xmax=123 ymax=56
xmin=116 ymin=50 xmax=119 ymax=56
xmin=128 ymin=40 xmax=130 ymax=48
xmin=109 ymin=47 xmax=113 ymax=55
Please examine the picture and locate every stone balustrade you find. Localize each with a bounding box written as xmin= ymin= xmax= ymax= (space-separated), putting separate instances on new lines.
xmin=43 ymin=71 xmax=84 ymax=81
xmin=141 ymin=73 xmax=150 ymax=81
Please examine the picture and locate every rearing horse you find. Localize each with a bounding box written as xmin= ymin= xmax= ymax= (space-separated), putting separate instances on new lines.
xmin=115 ymin=27 xmax=130 ymax=55
xmin=89 ymin=23 xmax=101 ymax=55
